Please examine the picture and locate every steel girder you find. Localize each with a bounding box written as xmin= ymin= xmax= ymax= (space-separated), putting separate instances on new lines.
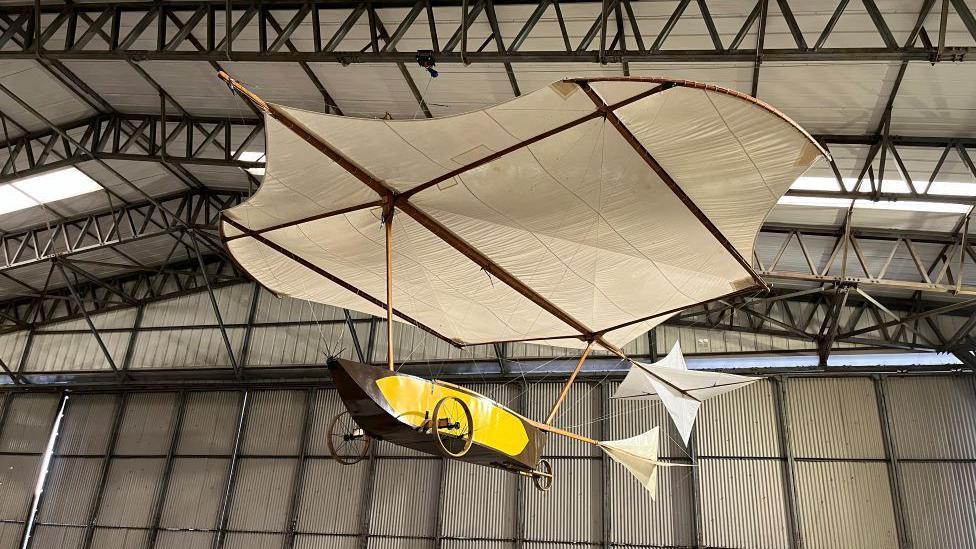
xmin=0 ymin=113 xmax=265 ymax=185
xmin=2 ymin=112 xmax=976 ymax=206
xmin=0 ymin=0 xmax=972 ymax=66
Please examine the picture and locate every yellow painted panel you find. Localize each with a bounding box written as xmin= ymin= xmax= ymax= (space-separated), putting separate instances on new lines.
xmin=376 ymin=375 xmax=530 ymax=456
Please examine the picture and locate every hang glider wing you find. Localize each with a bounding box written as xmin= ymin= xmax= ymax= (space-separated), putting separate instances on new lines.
xmin=613 ymin=343 xmax=759 ymax=444
xmin=221 ymin=77 xmax=827 ymax=349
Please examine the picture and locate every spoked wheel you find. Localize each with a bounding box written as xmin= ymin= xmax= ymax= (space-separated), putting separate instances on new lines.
xmin=327 ymin=411 xmax=371 ymax=465
xmin=431 ymin=396 xmax=474 ymax=458
xmin=532 ymin=459 xmax=553 ymax=491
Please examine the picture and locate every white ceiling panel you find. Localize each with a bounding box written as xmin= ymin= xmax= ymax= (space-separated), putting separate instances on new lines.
xmin=890 ymin=63 xmax=976 ymax=138
xmin=757 ymin=61 xmax=901 ymax=134
xmin=0 ymin=60 xmax=94 ymax=134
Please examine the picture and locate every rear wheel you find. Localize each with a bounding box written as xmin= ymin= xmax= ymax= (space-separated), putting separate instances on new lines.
xmin=431 ymin=396 xmax=474 ymax=458
xmin=533 ymin=459 xmax=553 ymax=491
xmin=327 ymin=412 xmax=371 ymax=465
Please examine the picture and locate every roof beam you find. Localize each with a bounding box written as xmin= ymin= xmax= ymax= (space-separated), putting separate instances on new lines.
xmin=1 ymin=0 xmax=974 ymax=64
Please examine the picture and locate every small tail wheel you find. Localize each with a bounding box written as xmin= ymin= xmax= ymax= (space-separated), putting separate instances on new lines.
xmin=431 ymin=396 xmax=474 ymax=458
xmin=533 ymin=459 xmax=553 ymax=491
xmin=327 ymin=411 xmax=371 ymax=465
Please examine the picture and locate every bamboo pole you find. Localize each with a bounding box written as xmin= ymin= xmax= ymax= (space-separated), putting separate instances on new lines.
xmin=529 ymin=419 xmax=599 ymax=446
xmin=384 ymin=205 xmax=395 ymax=371
xmin=544 ymin=341 xmax=594 ymax=424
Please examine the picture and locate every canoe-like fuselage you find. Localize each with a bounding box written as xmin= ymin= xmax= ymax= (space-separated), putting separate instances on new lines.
xmin=327 ymin=357 xmax=546 ymax=472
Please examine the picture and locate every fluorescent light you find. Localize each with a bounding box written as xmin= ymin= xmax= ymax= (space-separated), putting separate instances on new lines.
xmin=927 ymin=180 xmax=976 ymax=196
xmin=778 ymin=194 xmax=971 ymax=214
xmin=0 ymin=167 xmax=104 ymax=217
xmin=778 ymin=195 xmax=853 ymax=208
xmin=0 ymin=185 xmax=40 ymax=215
xmin=236 ymin=151 xmax=266 ymax=176
xmin=237 ymin=151 xmax=265 ymax=162
xmin=790 ymin=176 xmax=915 ymax=194
xmin=13 ymin=167 xmax=102 ymax=204
xmin=852 ymin=199 xmax=972 ymax=214
xmin=790 ymin=176 xmax=844 ymax=192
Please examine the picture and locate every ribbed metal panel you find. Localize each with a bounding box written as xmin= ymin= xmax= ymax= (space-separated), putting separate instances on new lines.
xmin=0 ymin=522 xmax=24 ymax=549
xmin=26 ymin=331 xmax=130 ymax=372
xmin=441 ymin=458 xmax=515 ymax=540
xmin=375 ymin=437 xmax=428 ymax=457
xmin=0 ymin=455 xmax=41 ymax=521
xmin=253 ymin=289 xmax=346 ymax=324
xmin=366 ymin=537 xmax=434 ymax=549
xmin=222 ymin=533 xmax=287 ymax=549
xmin=177 ymin=391 xmax=241 ymax=455
xmin=0 ymin=393 xmax=59 ymax=453
xmin=373 ymin=322 xmax=495 ymax=364
xmin=697 ymin=379 xmax=781 ymax=457
xmin=307 ymin=389 xmax=346 ymax=457
xmin=56 ymin=395 xmax=115 ymax=456
xmin=96 ymin=457 xmax=165 ymax=527
xmin=37 ymin=457 xmax=101 ymax=525
xmin=369 ymin=458 xmax=439 ymax=538
xmin=43 ymin=309 xmax=137 ymax=331
xmin=159 ymin=457 xmax=230 ymax=530
xmin=441 ymin=541 xmax=513 ymax=549
xmin=900 ymin=462 xmax=976 ymax=548
xmin=795 ymin=461 xmax=898 ymax=549
xmin=522 ymin=458 xmax=601 ymax=544
xmin=114 ymin=393 xmax=178 ymax=455
xmin=294 ymin=534 xmax=359 ymax=549
xmin=525 ymin=382 xmax=598 ymax=458
xmin=128 ymin=327 xmax=245 ymax=370
xmin=297 ymin=459 xmax=366 ymax=535
xmin=154 ymin=530 xmax=214 ymax=549
xmin=698 ymin=458 xmax=790 ymax=549
xmin=786 ymin=377 xmax=885 ymax=459
xmin=246 ymin=324 xmax=349 ymax=367
xmin=242 ymin=390 xmax=305 ymax=456
xmin=887 ymin=375 xmax=976 ymax=459
xmin=0 ymin=331 xmax=27 ymax=372
xmin=657 ymin=324 xmax=820 ymax=356
xmin=606 ymin=381 xmax=686 ymax=459
xmin=608 ymin=457 xmax=693 ymax=547
xmin=90 ymin=527 xmax=148 ymax=548
xmin=226 ymin=458 xmax=297 ymax=532
xmin=28 ymin=524 xmax=84 ymax=549
xmin=141 ymin=284 xmax=253 ymax=326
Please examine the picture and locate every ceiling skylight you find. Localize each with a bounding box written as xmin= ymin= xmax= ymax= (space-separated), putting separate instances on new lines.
xmin=237 ymin=151 xmax=266 ymax=176
xmin=783 ymin=176 xmax=975 ymax=214
xmin=0 ymin=168 xmax=103 ymax=216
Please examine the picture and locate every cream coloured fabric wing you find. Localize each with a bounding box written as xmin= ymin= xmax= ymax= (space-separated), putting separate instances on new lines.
xmin=222 ymin=78 xmax=826 ymax=349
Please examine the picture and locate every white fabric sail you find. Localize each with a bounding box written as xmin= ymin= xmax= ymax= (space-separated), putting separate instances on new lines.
xmin=599 ymin=427 xmax=673 ymax=499
xmin=222 ymin=77 xmax=826 ymax=349
xmin=613 ymin=342 xmax=759 ymax=444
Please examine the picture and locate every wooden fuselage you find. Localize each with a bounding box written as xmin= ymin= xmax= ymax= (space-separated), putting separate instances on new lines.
xmin=327 ymin=357 xmax=546 ymax=472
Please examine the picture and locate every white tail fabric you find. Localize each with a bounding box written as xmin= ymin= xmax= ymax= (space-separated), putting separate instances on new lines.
xmin=599 ymin=426 xmax=689 ymax=499
xmin=613 ymin=343 xmax=758 ymax=445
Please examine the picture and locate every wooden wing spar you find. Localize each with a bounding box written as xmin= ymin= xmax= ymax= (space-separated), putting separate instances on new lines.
xmin=217 ymin=73 xmax=828 ymax=356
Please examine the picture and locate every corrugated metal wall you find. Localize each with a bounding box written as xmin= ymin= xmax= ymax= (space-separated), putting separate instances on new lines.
xmin=0 ymin=282 xmax=937 ymax=380
xmin=0 ymin=392 xmax=61 ymax=547
xmin=1 ymin=373 xmax=974 ymax=549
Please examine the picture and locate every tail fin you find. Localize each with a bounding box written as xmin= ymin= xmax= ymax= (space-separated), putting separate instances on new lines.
xmin=599 ymin=427 xmax=679 ymax=500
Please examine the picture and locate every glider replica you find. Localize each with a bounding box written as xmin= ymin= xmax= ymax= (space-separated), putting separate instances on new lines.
xmin=217 ymin=73 xmax=826 ymax=494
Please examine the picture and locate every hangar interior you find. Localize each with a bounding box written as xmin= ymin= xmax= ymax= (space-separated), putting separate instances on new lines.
xmin=0 ymin=0 xmax=974 ymax=548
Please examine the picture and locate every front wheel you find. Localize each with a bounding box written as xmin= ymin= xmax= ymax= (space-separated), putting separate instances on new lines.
xmin=327 ymin=411 xmax=371 ymax=465
xmin=533 ymin=459 xmax=553 ymax=491
xmin=431 ymin=396 xmax=474 ymax=458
